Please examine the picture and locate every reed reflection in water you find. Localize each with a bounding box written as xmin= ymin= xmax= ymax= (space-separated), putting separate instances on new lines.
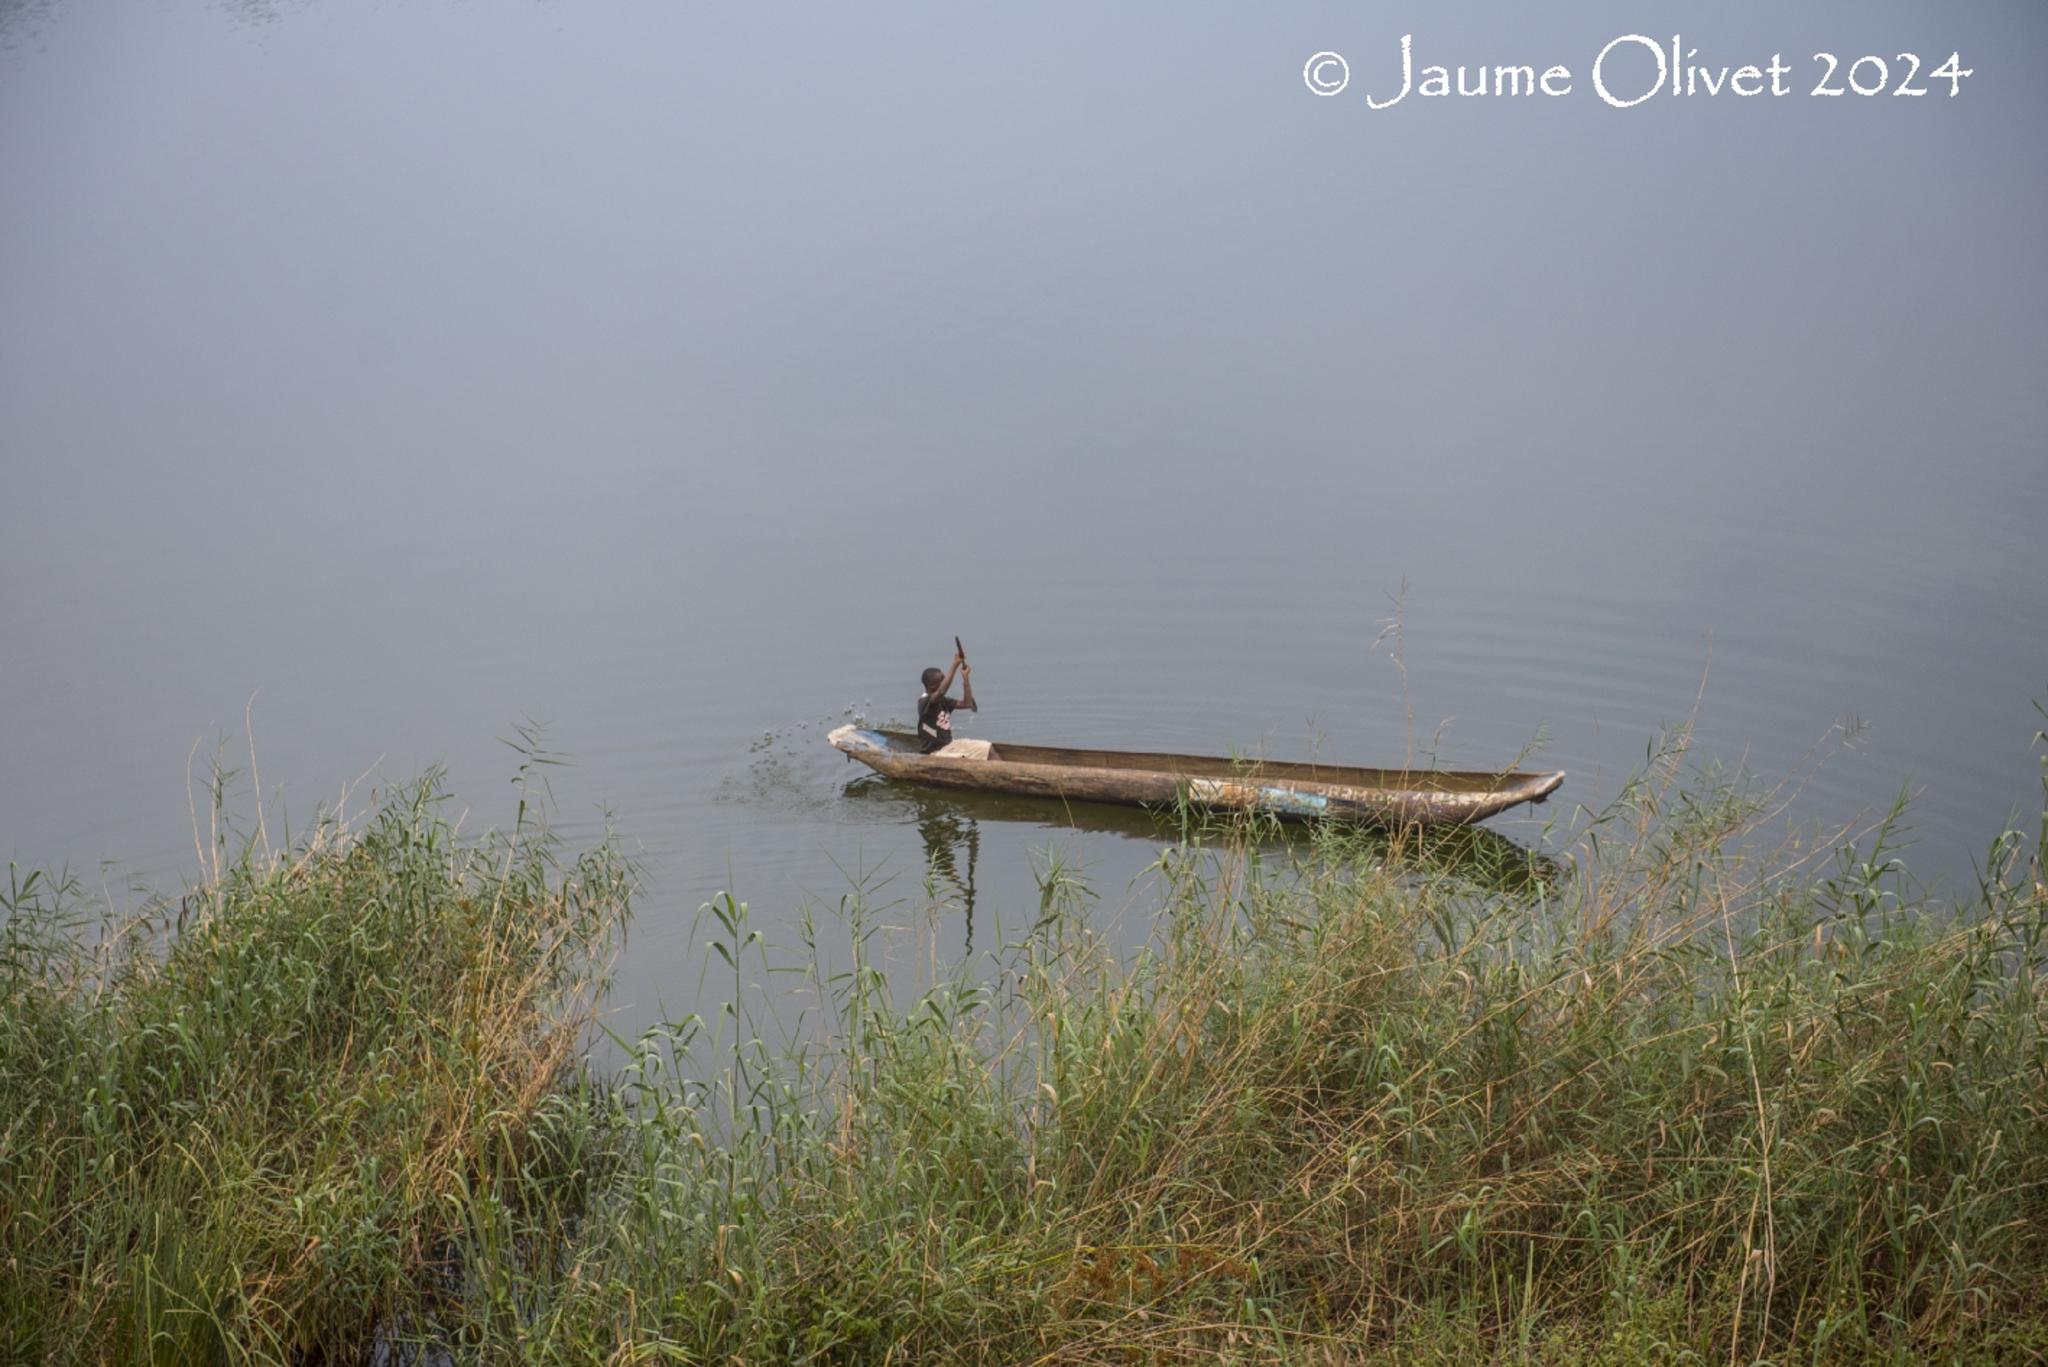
xmin=839 ymin=773 xmax=1560 ymax=957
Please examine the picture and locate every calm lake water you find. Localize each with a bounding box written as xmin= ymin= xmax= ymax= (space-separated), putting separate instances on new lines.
xmin=4 ymin=2 xmax=2045 ymax=1035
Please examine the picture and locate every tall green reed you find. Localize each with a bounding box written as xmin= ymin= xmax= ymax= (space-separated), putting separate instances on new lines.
xmin=0 ymin=766 xmax=630 ymax=1364
xmin=4 ymin=714 xmax=2044 ymax=1364
xmin=474 ymin=721 xmax=2047 ymax=1364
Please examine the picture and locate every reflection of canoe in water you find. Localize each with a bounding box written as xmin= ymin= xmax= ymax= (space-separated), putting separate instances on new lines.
xmin=828 ymin=726 xmax=1564 ymax=827
xmin=839 ymin=771 xmax=1562 ymax=892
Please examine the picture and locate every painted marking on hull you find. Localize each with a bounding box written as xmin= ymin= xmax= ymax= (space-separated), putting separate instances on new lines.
xmin=1188 ymin=778 xmax=1331 ymax=816
xmin=1257 ymin=785 xmax=1329 ymax=816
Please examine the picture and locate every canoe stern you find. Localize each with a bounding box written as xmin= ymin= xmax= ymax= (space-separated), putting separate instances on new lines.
xmin=828 ymin=724 xmax=909 ymax=778
xmin=828 ymin=724 xmax=894 ymax=760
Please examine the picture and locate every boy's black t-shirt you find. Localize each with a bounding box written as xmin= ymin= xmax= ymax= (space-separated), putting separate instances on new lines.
xmin=917 ymin=693 xmax=965 ymax=753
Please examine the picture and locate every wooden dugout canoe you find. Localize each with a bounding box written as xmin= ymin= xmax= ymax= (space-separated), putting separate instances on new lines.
xmin=827 ymin=725 xmax=1564 ymax=827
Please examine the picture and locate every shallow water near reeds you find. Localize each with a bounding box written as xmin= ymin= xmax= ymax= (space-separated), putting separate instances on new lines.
xmin=3 ymin=2 xmax=2046 ymax=1042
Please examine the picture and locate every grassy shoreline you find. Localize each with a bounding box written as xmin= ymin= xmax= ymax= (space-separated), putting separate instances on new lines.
xmin=3 ymin=733 xmax=2045 ymax=1364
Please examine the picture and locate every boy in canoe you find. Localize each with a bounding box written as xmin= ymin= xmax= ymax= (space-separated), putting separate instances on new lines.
xmin=917 ymin=646 xmax=978 ymax=754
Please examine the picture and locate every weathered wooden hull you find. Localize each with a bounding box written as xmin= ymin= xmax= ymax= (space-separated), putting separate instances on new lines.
xmin=827 ymin=726 xmax=1563 ymax=826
